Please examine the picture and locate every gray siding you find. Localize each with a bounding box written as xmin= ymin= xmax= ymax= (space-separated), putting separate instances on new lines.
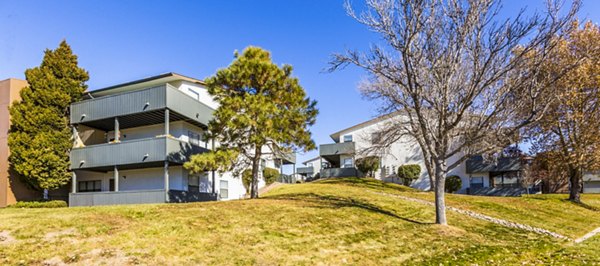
xmin=71 ymin=85 xmax=167 ymax=123
xmin=584 ymin=181 xmax=600 ymax=194
xmin=320 ymin=142 xmax=356 ymax=156
xmin=320 ymin=168 xmax=362 ymax=178
xmin=71 ymin=84 xmax=213 ymax=126
xmin=70 ymin=190 xmax=218 ymax=206
xmin=71 ymin=137 xmax=209 ymax=169
xmin=466 ymin=156 xmax=521 ymax=173
xmin=69 ymin=190 xmax=166 ymax=206
xmin=297 ymin=166 xmax=314 ymax=174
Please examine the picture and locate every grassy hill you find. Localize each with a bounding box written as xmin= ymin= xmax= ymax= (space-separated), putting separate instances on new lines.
xmin=1 ymin=178 xmax=599 ymax=265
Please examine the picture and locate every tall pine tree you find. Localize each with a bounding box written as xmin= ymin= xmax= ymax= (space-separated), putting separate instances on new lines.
xmin=184 ymin=47 xmax=318 ymax=198
xmin=8 ymin=40 xmax=89 ymax=197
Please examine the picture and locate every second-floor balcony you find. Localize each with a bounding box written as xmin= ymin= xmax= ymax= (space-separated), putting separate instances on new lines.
xmin=296 ymin=166 xmax=314 ymax=175
xmin=319 ymin=142 xmax=355 ymax=157
xmin=70 ymin=84 xmax=213 ymax=130
xmin=71 ymin=136 xmax=209 ymax=171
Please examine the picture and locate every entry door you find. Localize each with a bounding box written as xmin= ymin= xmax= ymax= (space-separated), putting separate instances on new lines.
xmin=109 ymin=179 xmax=115 ymax=191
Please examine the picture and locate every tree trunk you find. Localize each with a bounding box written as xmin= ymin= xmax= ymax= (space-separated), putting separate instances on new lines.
xmin=250 ymin=147 xmax=261 ymax=199
xmin=568 ymin=166 xmax=581 ymax=203
xmin=434 ymin=160 xmax=447 ymax=225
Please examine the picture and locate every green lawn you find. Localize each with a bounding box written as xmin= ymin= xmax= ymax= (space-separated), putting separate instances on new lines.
xmin=0 ymin=178 xmax=598 ymax=265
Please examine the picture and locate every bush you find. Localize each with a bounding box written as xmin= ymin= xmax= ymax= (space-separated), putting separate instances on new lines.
xmin=263 ymin=167 xmax=279 ymax=185
xmin=242 ymin=169 xmax=253 ymax=191
xmin=356 ymin=156 xmax=380 ymax=177
xmin=445 ymin=175 xmax=462 ymax=193
xmin=397 ymin=164 xmax=421 ymax=186
xmin=7 ymin=200 xmax=67 ymax=208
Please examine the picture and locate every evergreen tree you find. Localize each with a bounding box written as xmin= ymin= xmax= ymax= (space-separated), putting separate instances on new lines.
xmin=8 ymin=40 xmax=89 ymax=196
xmin=184 ymin=47 xmax=317 ymax=198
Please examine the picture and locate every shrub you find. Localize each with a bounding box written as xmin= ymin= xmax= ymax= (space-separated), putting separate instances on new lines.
xmin=7 ymin=200 xmax=67 ymax=208
xmin=242 ymin=169 xmax=253 ymax=191
xmin=356 ymin=156 xmax=380 ymax=177
xmin=397 ymin=164 xmax=421 ymax=186
xmin=263 ymin=167 xmax=279 ymax=185
xmin=445 ymin=175 xmax=462 ymax=193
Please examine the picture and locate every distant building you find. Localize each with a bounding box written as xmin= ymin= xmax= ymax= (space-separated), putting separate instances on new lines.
xmin=583 ymin=171 xmax=600 ymax=194
xmin=0 ymin=78 xmax=43 ymax=207
xmin=300 ymin=114 xmax=535 ymax=196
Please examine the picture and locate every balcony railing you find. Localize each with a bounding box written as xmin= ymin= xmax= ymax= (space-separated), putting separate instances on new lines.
xmin=71 ymin=84 xmax=214 ymax=127
xmin=319 ymin=142 xmax=355 ymax=156
xmin=296 ymin=166 xmax=314 ymax=174
xmin=69 ymin=189 xmax=218 ymax=206
xmin=71 ymin=136 xmax=209 ymax=170
xmin=320 ymin=167 xmax=363 ymax=178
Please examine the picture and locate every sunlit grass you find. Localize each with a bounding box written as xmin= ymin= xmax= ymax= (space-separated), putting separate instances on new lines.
xmin=0 ymin=177 xmax=598 ymax=265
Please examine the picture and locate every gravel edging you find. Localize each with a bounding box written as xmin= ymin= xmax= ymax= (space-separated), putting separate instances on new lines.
xmin=574 ymin=227 xmax=600 ymax=243
xmin=370 ymin=191 xmax=570 ymax=240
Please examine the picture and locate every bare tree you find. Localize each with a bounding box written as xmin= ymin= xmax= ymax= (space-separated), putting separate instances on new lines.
xmin=330 ymin=0 xmax=579 ymax=225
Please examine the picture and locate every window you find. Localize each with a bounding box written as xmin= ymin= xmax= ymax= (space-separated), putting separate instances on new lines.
xmin=78 ymin=180 xmax=101 ymax=192
xmin=491 ymin=172 xmax=521 ymax=188
xmin=260 ymin=159 xmax=266 ymax=170
xmin=188 ymin=131 xmax=202 ymax=146
xmin=470 ymin=177 xmax=484 ymax=189
xmin=188 ymin=175 xmax=200 ymax=192
xmin=219 ymin=180 xmax=229 ymax=199
xmin=343 ymin=135 xmax=353 ymax=143
xmin=187 ymin=88 xmax=200 ymax=100
xmin=343 ymin=158 xmax=353 ymax=168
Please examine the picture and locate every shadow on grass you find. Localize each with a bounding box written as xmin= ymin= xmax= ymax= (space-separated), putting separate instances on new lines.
xmin=314 ymin=177 xmax=415 ymax=193
xmin=564 ymin=200 xmax=600 ymax=212
xmin=266 ymin=192 xmax=432 ymax=225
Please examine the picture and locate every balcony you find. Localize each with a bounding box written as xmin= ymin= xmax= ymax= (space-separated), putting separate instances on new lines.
xmin=71 ymin=136 xmax=209 ymax=171
xmin=279 ymin=152 xmax=296 ymax=165
xmin=70 ymin=84 xmax=214 ymax=130
xmin=466 ymin=156 xmax=522 ymax=174
xmin=319 ymin=142 xmax=355 ymax=156
xmin=296 ymin=166 xmax=314 ymax=175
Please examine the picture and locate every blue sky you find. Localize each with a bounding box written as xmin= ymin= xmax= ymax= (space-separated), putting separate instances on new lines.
xmin=1 ymin=0 xmax=598 ymax=171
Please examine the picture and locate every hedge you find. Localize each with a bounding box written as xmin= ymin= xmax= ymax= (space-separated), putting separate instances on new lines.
xmin=7 ymin=200 xmax=67 ymax=208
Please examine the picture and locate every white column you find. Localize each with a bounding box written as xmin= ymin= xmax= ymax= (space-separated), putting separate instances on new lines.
xmin=164 ymin=109 xmax=170 ymax=136
xmin=164 ymin=161 xmax=169 ymax=202
xmin=114 ymin=117 xmax=120 ymax=142
xmin=71 ymin=171 xmax=77 ymax=193
xmin=114 ymin=165 xmax=119 ymax=192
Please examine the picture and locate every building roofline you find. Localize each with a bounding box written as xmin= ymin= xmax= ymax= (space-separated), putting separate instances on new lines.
xmin=88 ymin=72 xmax=206 ymax=95
xmin=302 ymin=156 xmax=321 ymax=165
xmin=329 ymin=112 xmax=399 ymax=141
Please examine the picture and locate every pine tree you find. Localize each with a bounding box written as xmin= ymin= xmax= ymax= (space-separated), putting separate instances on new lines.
xmin=8 ymin=40 xmax=89 ymax=197
xmin=184 ymin=47 xmax=318 ymax=198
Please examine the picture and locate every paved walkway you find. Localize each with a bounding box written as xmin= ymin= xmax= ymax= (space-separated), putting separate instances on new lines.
xmin=370 ymin=191 xmax=570 ymax=240
xmin=574 ymin=227 xmax=600 ymax=243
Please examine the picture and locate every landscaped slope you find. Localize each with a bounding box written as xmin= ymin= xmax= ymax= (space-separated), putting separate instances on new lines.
xmin=0 ymin=178 xmax=598 ymax=265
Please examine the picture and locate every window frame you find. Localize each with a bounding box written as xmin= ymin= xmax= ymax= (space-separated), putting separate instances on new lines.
xmin=78 ymin=180 xmax=102 ymax=192
xmin=219 ymin=180 xmax=229 ymax=199
xmin=343 ymin=135 xmax=353 ymax=143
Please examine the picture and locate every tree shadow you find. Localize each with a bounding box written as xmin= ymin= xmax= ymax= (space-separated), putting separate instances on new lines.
xmin=315 ymin=177 xmax=415 ymax=193
xmin=265 ymin=192 xmax=432 ymax=225
xmin=561 ymin=199 xmax=600 ymax=212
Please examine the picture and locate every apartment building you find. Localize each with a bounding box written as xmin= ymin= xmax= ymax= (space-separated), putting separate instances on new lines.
xmin=69 ymin=73 xmax=295 ymax=206
xmin=301 ymin=114 xmax=530 ymax=195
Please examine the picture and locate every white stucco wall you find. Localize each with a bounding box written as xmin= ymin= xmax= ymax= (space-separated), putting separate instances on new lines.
xmin=337 ymin=116 xmax=472 ymax=191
